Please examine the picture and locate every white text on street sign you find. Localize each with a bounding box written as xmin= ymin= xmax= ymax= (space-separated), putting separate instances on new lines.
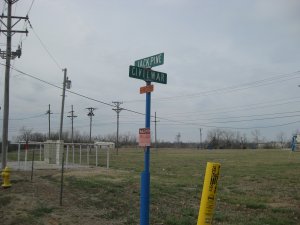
xmin=135 ymin=53 xmax=164 ymax=68
xmin=129 ymin=65 xmax=167 ymax=84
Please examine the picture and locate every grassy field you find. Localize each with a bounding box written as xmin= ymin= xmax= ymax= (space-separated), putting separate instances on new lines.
xmin=1 ymin=148 xmax=300 ymax=225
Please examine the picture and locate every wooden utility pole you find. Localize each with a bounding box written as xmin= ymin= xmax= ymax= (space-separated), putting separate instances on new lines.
xmin=1 ymin=0 xmax=28 ymax=169
xmin=46 ymin=104 xmax=53 ymax=139
xmin=199 ymin=128 xmax=202 ymax=149
xmin=59 ymin=70 xmax=71 ymax=206
xmin=152 ymin=112 xmax=160 ymax=149
xmin=86 ymin=107 xmax=96 ymax=144
xmin=67 ymin=105 xmax=77 ymax=143
xmin=59 ymin=69 xmax=67 ymax=140
xmin=112 ymin=101 xmax=123 ymax=155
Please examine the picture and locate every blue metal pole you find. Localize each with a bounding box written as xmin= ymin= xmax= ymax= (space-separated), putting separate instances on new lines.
xmin=140 ymin=81 xmax=151 ymax=225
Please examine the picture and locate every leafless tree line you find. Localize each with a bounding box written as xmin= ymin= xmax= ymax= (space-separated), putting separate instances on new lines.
xmin=205 ymin=128 xmax=289 ymax=149
xmin=11 ymin=126 xmax=290 ymax=149
xmin=13 ymin=126 xmax=137 ymax=146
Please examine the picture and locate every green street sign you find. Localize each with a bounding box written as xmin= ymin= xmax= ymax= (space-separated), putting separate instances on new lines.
xmin=134 ymin=53 xmax=164 ymax=68
xmin=129 ymin=65 xmax=167 ymax=84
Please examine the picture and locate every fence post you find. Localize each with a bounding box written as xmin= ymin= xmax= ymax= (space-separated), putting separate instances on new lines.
xmin=107 ymin=147 xmax=109 ymax=169
xmin=96 ymin=145 xmax=98 ymax=167
xmin=24 ymin=149 xmax=28 ymax=171
xmin=31 ymin=149 xmax=35 ymax=181
xmin=87 ymin=145 xmax=89 ymax=166
xmin=39 ymin=144 xmax=42 ymax=161
xmin=72 ymin=144 xmax=75 ymax=165
xmin=79 ymin=144 xmax=82 ymax=165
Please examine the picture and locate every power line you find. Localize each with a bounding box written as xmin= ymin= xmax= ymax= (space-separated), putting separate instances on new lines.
xmin=169 ymin=109 xmax=300 ymax=121
xmin=164 ymin=96 xmax=300 ymax=117
xmin=0 ymin=113 xmax=45 ymax=120
xmin=27 ymin=20 xmax=62 ymax=70
xmin=124 ymin=70 xmax=300 ymax=103
xmin=6 ymin=62 xmax=300 ymax=124
xmin=176 ymin=114 xmax=300 ymax=124
xmin=0 ymin=63 xmax=146 ymax=116
xmin=27 ymin=0 xmax=35 ymax=16
xmin=155 ymin=117 xmax=300 ymax=130
xmin=2 ymin=63 xmax=300 ymax=131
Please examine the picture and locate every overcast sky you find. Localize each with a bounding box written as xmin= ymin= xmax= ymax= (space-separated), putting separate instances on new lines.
xmin=1 ymin=0 xmax=300 ymax=143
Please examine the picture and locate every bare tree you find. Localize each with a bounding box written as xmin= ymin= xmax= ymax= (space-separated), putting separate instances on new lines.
xmin=16 ymin=126 xmax=33 ymax=142
xmin=223 ymin=130 xmax=234 ymax=148
xmin=251 ymin=129 xmax=261 ymax=148
xmin=276 ymin=131 xmax=286 ymax=149
xmin=240 ymin=133 xmax=247 ymax=149
xmin=30 ymin=132 xmax=46 ymax=142
xmin=207 ymin=129 xmax=224 ymax=149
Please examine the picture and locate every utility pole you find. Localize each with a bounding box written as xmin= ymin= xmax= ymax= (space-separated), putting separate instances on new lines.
xmin=1 ymin=0 xmax=29 ymax=169
xmin=59 ymin=68 xmax=71 ymax=140
xmin=67 ymin=105 xmax=77 ymax=143
xmin=152 ymin=112 xmax=160 ymax=149
xmin=112 ymin=101 xmax=123 ymax=155
xmin=46 ymin=104 xmax=53 ymax=139
xmin=59 ymin=69 xmax=71 ymax=207
xmin=199 ymin=128 xmax=202 ymax=149
xmin=86 ymin=107 xmax=96 ymax=144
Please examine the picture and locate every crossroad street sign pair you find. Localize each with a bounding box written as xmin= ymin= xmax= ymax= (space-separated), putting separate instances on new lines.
xmin=131 ymin=53 xmax=167 ymax=225
xmin=129 ymin=52 xmax=167 ymax=84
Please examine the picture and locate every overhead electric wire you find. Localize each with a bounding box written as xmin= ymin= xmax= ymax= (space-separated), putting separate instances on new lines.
xmin=0 ymin=111 xmax=61 ymax=121
xmin=15 ymin=0 xmax=35 ymax=47
xmin=164 ymin=96 xmax=300 ymax=118
xmin=27 ymin=0 xmax=35 ymax=16
xmin=165 ymin=109 xmax=300 ymax=121
xmin=173 ymin=114 xmax=300 ymax=124
xmin=155 ymin=116 xmax=300 ymax=130
xmin=2 ymin=113 xmax=45 ymax=121
xmin=0 ymin=63 xmax=145 ymax=116
xmin=124 ymin=70 xmax=300 ymax=103
xmin=2 ymin=63 xmax=300 ymax=131
xmin=27 ymin=20 xmax=62 ymax=70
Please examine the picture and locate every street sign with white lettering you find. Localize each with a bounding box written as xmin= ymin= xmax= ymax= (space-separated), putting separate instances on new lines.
xmin=135 ymin=53 xmax=164 ymax=68
xmin=129 ymin=65 xmax=167 ymax=84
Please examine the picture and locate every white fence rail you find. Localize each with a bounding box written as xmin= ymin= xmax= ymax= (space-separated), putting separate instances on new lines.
xmin=10 ymin=142 xmax=113 ymax=170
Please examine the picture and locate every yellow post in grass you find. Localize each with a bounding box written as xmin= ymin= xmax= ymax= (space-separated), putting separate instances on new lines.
xmin=197 ymin=162 xmax=221 ymax=225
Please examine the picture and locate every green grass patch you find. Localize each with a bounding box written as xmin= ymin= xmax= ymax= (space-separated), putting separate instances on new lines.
xmin=0 ymin=195 xmax=12 ymax=207
xmin=7 ymin=148 xmax=300 ymax=225
xmin=245 ymin=202 xmax=267 ymax=209
xmin=31 ymin=204 xmax=55 ymax=217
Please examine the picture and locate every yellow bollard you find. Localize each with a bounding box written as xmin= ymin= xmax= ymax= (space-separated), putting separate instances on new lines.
xmin=1 ymin=166 xmax=12 ymax=188
xmin=197 ymin=162 xmax=221 ymax=225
